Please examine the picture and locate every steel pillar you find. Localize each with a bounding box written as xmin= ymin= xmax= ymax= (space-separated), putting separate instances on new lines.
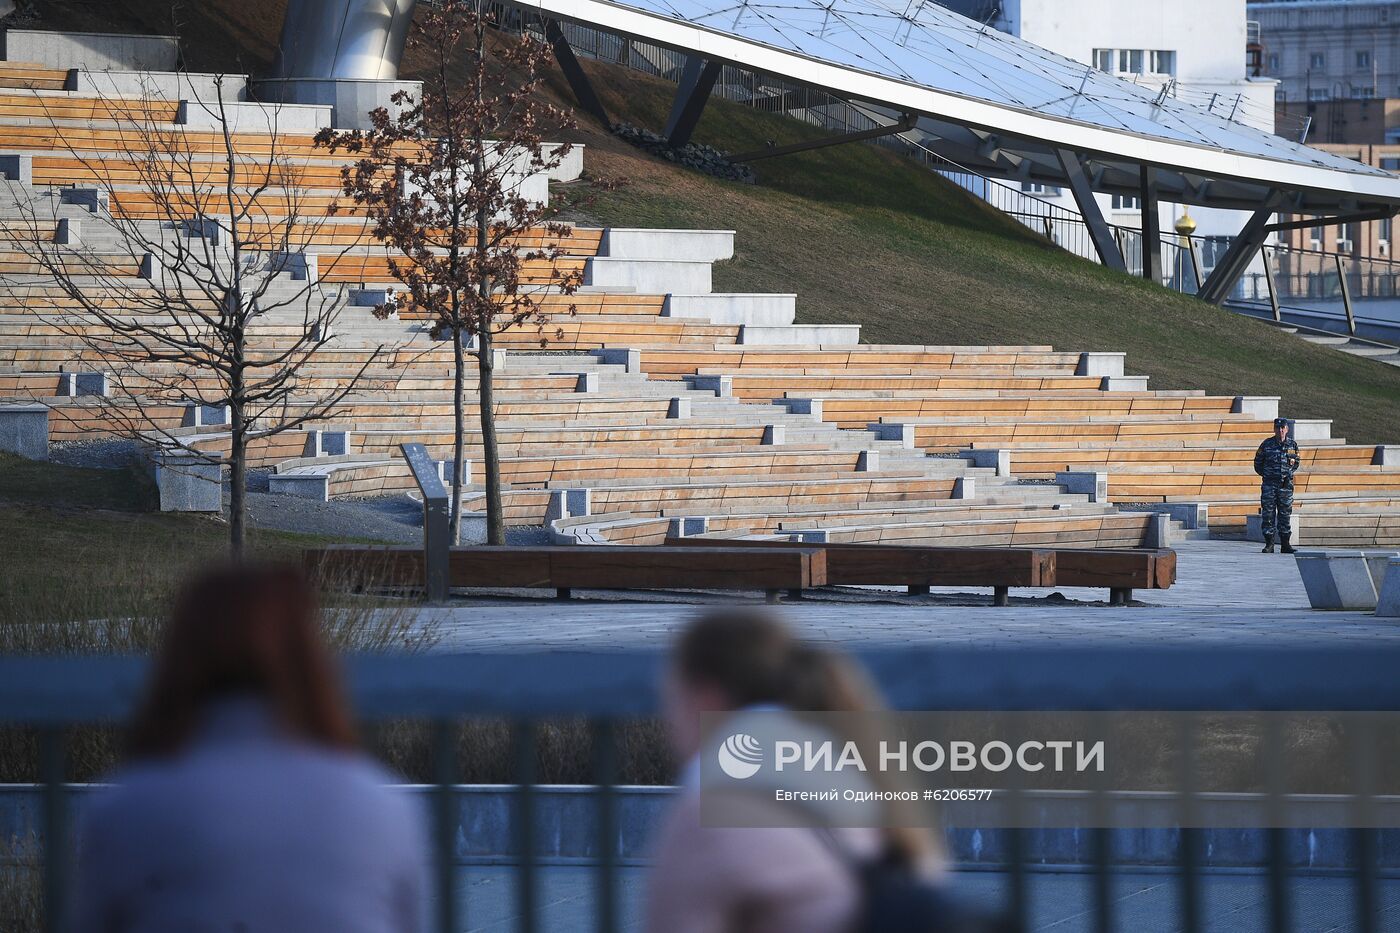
xmin=545 ymin=20 xmax=612 ymax=129
xmin=274 ymin=0 xmax=418 ymax=80
xmin=1197 ymin=195 xmax=1282 ymax=305
xmin=1139 ymin=166 xmax=1161 ymax=283
xmin=665 ymin=57 xmax=722 ymax=148
xmin=1056 ymin=149 xmax=1126 ymax=272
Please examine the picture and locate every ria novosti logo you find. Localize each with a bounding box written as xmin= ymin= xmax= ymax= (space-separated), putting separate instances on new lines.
xmin=717 ymin=733 xmax=764 ymax=779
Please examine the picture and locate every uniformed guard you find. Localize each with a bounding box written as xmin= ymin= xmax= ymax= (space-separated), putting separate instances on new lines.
xmin=1253 ymin=417 xmax=1300 ymax=554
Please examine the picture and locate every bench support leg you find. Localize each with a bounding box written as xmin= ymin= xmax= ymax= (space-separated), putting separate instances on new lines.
xmin=787 ymin=588 xmax=804 ymax=601
xmin=908 ymin=584 xmax=930 ymax=596
xmin=1108 ymin=587 xmax=1133 ymax=606
xmin=765 ymin=590 xmax=780 ymax=605
xmin=993 ymin=586 xmax=1010 ymax=607
xmin=556 ymin=587 xmax=573 ymax=600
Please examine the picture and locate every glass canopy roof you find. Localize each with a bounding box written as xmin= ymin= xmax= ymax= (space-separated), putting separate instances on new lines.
xmin=567 ymin=0 xmax=1390 ymax=180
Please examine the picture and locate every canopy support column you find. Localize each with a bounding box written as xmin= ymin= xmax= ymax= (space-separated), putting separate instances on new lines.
xmin=1197 ymin=195 xmax=1282 ymax=305
xmin=1139 ymin=166 xmax=1161 ymax=283
xmin=1056 ymin=149 xmax=1126 ymax=272
xmin=545 ymin=20 xmax=612 ymax=130
xmin=665 ymin=57 xmax=722 ymax=148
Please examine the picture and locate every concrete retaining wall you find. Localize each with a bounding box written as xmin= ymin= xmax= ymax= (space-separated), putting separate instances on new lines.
xmin=738 ymin=324 xmax=860 ymax=345
xmin=252 ymin=78 xmax=420 ymax=131
xmin=69 ymin=70 xmax=247 ymax=102
xmin=663 ymin=293 xmax=796 ymax=325
xmin=2 ymin=29 xmax=178 ymax=72
xmin=177 ymin=99 xmax=333 ymax=135
xmin=585 ymin=258 xmax=712 ymax=295
xmin=599 ymin=229 xmax=734 ymax=262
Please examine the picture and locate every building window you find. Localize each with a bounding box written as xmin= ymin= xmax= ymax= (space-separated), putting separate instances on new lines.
xmin=1267 ymin=52 xmax=1280 ymax=72
xmin=1357 ymin=50 xmax=1372 ymax=70
xmin=1310 ymin=226 xmax=1324 ymax=250
xmin=1111 ymin=194 xmax=1141 ymax=211
xmin=1309 ymin=52 xmax=1326 ymax=69
xmin=1338 ymin=223 xmax=1358 ymax=253
xmin=1381 ymin=157 xmax=1400 ymax=171
xmin=1380 ymin=217 xmax=1392 ymax=255
xmin=1093 ymin=48 xmax=1176 ymax=77
xmin=1021 ymin=182 xmax=1060 ymax=195
xmin=1308 ymin=87 xmax=1331 ymax=101
xmin=1354 ymin=86 xmax=1376 ymax=99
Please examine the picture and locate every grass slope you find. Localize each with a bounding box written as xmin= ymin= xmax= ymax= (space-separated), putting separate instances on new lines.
xmin=0 ymin=454 xmax=359 ymax=628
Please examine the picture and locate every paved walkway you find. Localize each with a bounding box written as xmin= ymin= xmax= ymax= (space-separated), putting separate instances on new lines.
xmin=422 ymin=539 xmax=1399 ymax=651
xmin=450 ymin=864 xmax=1399 ymax=932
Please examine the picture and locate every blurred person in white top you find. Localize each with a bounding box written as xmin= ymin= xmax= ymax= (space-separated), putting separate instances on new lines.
xmin=646 ymin=608 xmax=940 ymax=933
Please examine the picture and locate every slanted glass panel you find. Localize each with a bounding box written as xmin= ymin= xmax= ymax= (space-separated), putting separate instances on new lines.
xmin=591 ymin=0 xmax=1391 ymax=178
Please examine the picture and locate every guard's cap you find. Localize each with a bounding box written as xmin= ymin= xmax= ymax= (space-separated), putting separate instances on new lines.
xmin=1273 ymin=418 xmax=1288 ymax=428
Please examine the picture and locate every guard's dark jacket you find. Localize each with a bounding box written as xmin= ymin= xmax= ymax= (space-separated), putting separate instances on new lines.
xmin=1253 ymin=435 xmax=1300 ymax=486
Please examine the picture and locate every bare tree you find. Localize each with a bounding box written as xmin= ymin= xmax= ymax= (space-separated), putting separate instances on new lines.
xmin=316 ymin=0 xmax=587 ymax=546
xmin=9 ymin=76 xmax=386 ymax=559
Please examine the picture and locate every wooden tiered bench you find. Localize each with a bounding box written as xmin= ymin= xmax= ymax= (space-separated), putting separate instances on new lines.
xmin=304 ymin=544 xmax=826 ymax=601
xmin=303 ymin=541 xmax=1173 ymax=605
xmin=662 ymin=538 xmax=1175 ymax=605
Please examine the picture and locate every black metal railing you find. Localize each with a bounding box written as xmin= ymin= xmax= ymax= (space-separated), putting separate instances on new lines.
xmin=3 ymin=644 xmax=1399 ymax=933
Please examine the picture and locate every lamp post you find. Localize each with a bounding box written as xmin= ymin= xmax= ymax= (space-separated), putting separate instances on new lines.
xmin=1175 ymin=210 xmax=1199 ymax=291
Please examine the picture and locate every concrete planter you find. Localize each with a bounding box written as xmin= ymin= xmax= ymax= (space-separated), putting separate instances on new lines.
xmin=152 ymin=450 xmax=222 ymax=513
xmin=0 ymin=404 xmax=49 ymax=460
xmin=1377 ymin=557 xmax=1400 ymax=618
xmin=1363 ymin=551 xmax=1400 ymax=593
xmin=267 ymin=473 xmax=330 ymax=501
xmin=1 ymin=29 xmax=178 ymax=71
xmin=1294 ymin=551 xmax=1379 ymax=610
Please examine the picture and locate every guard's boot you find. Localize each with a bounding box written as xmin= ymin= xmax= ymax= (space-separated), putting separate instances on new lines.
xmin=1261 ymin=536 xmax=1275 ymax=554
xmin=1280 ymin=538 xmax=1296 ymax=555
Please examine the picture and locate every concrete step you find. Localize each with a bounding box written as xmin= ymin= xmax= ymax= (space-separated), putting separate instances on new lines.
xmin=663 ymin=293 xmax=797 ymax=326
xmin=738 ymin=324 xmax=861 ymax=345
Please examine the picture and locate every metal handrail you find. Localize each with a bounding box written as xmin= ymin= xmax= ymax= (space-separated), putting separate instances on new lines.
xmin=6 ymin=644 xmax=1400 ymax=933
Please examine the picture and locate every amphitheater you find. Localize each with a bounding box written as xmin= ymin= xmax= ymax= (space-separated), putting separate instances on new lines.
xmin=6 ymin=15 xmax=1400 ymax=933
xmin=0 ymin=32 xmax=1399 ymax=616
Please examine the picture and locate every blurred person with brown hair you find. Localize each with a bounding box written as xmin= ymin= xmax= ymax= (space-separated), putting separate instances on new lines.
xmin=71 ymin=563 xmax=427 ymax=933
xmin=646 ymin=607 xmax=941 ymax=933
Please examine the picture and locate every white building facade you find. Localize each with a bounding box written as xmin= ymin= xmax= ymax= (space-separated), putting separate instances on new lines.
xmin=1250 ymin=0 xmax=1400 ymax=105
xmin=958 ymin=0 xmax=1279 ymax=284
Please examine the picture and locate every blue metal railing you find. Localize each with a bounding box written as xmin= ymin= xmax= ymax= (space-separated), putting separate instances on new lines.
xmin=4 ymin=643 xmax=1400 ymax=933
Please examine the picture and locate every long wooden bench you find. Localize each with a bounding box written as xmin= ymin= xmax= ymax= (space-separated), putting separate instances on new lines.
xmin=661 ymin=537 xmax=1175 ymax=605
xmin=0 ymin=93 xmax=180 ymax=122
xmin=0 ymin=63 xmax=70 ymax=91
xmin=721 ymin=373 xmax=1108 ymax=398
xmin=304 ymin=544 xmax=826 ymax=599
xmin=633 ymin=347 xmax=1079 ymax=377
xmin=318 ymin=253 xmax=588 ymax=286
xmin=806 ymin=393 xmax=1235 ymax=428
